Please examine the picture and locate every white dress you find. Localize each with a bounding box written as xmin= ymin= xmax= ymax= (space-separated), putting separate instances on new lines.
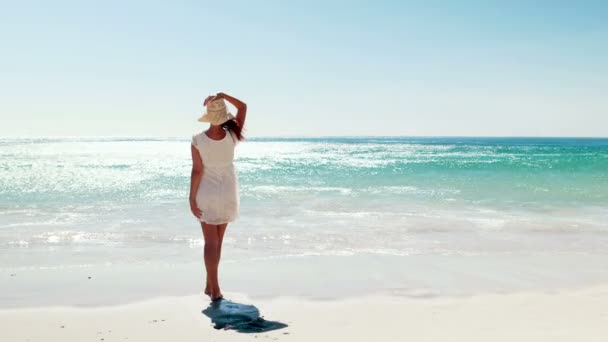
xmin=191 ymin=130 xmax=240 ymax=224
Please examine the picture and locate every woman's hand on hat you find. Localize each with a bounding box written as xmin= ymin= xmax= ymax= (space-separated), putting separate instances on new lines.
xmin=203 ymin=95 xmax=216 ymax=106
xmin=203 ymin=92 xmax=227 ymax=106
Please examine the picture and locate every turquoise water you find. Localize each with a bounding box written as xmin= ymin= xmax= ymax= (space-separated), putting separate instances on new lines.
xmin=3 ymin=137 xmax=608 ymax=206
xmin=1 ymin=137 xmax=607 ymax=254
xmin=1 ymin=137 xmax=608 ymax=305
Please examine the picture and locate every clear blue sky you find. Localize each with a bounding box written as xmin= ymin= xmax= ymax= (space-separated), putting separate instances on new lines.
xmin=1 ymin=0 xmax=607 ymax=137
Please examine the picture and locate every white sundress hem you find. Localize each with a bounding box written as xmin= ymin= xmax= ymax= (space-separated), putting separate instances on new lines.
xmin=197 ymin=217 xmax=237 ymax=225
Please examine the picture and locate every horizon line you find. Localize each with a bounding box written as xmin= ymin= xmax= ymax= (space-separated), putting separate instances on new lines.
xmin=2 ymin=135 xmax=608 ymax=140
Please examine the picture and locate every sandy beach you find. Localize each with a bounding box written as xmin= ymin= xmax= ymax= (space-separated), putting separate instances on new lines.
xmin=3 ymin=286 xmax=608 ymax=342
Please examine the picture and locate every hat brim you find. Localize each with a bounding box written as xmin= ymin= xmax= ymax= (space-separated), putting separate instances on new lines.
xmin=197 ymin=112 xmax=234 ymax=124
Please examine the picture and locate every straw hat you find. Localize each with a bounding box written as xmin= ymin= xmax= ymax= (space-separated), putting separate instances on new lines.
xmin=198 ymin=98 xmax=234 ymax=125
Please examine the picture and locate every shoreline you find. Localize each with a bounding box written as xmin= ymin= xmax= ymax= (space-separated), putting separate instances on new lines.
xmin=2 ymin=285 xmax=608 ymax=342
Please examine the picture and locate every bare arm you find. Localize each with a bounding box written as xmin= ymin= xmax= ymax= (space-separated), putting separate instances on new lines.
xmin=216 ymin=92 xmax=247 ymax=129
xmin=189 ymin=144 xmax=204 ymax=218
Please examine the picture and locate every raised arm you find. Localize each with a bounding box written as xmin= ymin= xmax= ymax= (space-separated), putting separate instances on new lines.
xmin=216 ymin=92 xmax=247 ymax=129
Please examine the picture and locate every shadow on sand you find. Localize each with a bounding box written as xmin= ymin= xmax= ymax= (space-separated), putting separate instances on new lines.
xmin=202 ymin=298 xmax=288 ymax=333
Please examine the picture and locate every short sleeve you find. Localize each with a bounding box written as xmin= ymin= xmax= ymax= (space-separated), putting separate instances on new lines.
xmin=191 ymin=134 xmax=199 ymax=150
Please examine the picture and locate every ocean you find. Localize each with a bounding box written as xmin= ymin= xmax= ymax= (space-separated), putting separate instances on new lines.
xmin=1 ymin=137 xmax=608 ymax=306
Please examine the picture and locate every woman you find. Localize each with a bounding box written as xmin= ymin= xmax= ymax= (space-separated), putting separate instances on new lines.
xmin=189 ymin=92 xmax=246 ymax=301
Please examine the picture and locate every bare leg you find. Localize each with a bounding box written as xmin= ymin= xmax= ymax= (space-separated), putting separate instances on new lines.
xmin=202 ymin=223 xmax=221 ymax=300
xmin=203 ymin=224 xmax=228 ymax=297
xmin=217 ymin=224 xmax=228 ymax=264
xmin=212 ymin=224 xmax=227 ymax=300
xmin=201 ymin=223 xmax=211 ymax=296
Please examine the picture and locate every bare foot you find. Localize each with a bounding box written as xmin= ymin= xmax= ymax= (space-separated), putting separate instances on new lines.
xmin=204 ymin=278 xmax=212 ymax=297
xmin=210 ymin=289 xmax=223 ymax=301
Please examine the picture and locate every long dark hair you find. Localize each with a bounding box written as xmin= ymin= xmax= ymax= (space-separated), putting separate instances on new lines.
xmin=221 ymin=119 xmax=244 ymax=141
